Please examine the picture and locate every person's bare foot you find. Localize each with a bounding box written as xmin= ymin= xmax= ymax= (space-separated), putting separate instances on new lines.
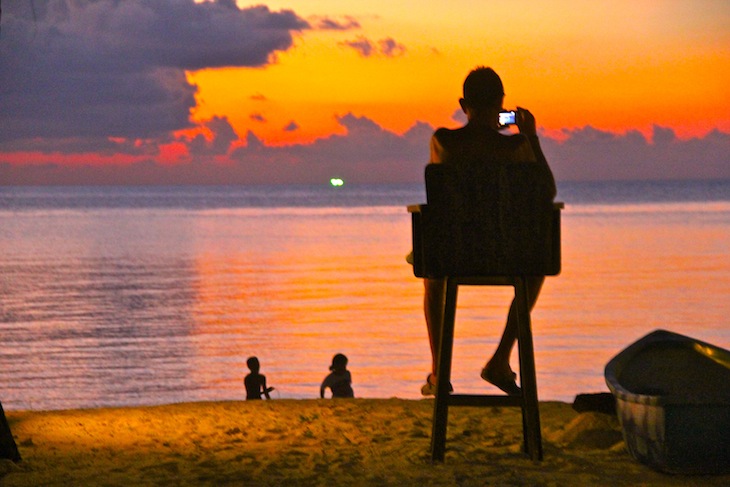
xmin=420 ymin=373 xmax=437 ymax=396
xmin=481 ymin=365 xmax=521 ymax=396
xmin=420 ymin=373 xmax=454 ymax=396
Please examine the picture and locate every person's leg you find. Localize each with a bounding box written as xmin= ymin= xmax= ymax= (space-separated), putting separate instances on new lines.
xmin=424 ymin=277 xmax=446 ymax=380
xmin=482 ymin=276 xmax=545 ymax=391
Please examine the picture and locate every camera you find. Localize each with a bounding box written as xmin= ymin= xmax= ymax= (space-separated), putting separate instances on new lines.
xmin=498 ymin=110 xmax=517 ymax=127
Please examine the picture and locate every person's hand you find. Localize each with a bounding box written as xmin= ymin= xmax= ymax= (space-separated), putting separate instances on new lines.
xmin=516 ymin=107 xmax=537 ymax=136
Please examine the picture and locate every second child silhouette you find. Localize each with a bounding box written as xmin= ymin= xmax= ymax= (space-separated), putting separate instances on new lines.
xmin=320 ymin=353 xmax=354 ymax=398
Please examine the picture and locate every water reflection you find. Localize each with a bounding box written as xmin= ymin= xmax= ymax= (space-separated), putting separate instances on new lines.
xmin=1 ymin=198 xmax=729 ymax=410
xmin=188 ymin=211 xmax=425 ymax=400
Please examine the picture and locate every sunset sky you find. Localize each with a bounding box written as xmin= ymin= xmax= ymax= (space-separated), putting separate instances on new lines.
xmin=1 ymin=0 xmax=729 ymax=184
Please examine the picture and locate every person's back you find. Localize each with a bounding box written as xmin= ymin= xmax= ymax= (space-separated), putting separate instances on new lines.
xmin=430 ymin=123 xmax=535 ymax=168
xmin=322 ymin=370 xmax=354 ymax=398
xmin=320 ymin=353 xmax=354 ymax=398
xmin=244 ymin=372 xmax=265 ymax=400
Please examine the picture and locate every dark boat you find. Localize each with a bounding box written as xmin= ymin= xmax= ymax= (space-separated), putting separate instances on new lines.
xmin=605 ymin=329 xmax=730 ymax=474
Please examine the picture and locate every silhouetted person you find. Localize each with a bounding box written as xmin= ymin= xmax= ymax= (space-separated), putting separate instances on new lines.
xmin=244 ymin=356 xmax=274 ymax=400
xmin=320 ymin=353 xmax=354 ymax=398
xmin=420 ymin=66 xmax=556 ymax=397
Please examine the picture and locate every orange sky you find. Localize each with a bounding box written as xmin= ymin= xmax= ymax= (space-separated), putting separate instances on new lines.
xmin=188 ymin=0 xmax=730 ymax=146
xmin=1 ymin=0 xmax=728 ymax=184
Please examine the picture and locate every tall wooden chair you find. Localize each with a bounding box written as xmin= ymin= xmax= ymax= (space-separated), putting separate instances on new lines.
xmin=408 ymin=162 xmax=562 ymax=462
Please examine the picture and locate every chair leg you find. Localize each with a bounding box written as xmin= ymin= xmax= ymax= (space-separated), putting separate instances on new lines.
xmin=430 ymin=278 xmax=458 ymax=463
xmin=515 ymin=277 xmax=543 ymax=461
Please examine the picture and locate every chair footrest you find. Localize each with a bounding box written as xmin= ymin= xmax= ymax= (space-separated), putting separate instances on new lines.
xmin=446 ymin=394 xmax=524 ymax=408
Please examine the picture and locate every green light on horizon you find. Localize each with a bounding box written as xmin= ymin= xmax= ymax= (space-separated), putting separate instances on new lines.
xmin=330 ymin=178 xmax=344 ymax=187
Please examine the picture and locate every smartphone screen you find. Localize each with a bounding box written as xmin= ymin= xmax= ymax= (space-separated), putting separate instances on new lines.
xmin=498 ymin=110 xmax=516 ymax=127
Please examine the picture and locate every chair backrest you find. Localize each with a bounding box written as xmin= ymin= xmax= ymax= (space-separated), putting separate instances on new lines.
xmin=415 ymin=162 xmax=560 ymax=278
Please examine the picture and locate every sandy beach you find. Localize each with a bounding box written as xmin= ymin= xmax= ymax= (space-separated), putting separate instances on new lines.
xmin=2 ymin=398 xmax=728 ymax=486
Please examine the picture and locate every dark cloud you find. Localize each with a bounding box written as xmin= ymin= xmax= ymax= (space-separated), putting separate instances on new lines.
xmin=378 ymin=38 xmax=406 ymax=57
xmin=0 ymin=114 xmax=433 ymax=185
xmin=283 ymin=121 xmax=300 ymax=132
xmin=311 ymin=15 xmax=360 ymax=30
xmin=227 ymin=114 xmax=432 ymax=184
xmin=542 ymin=125 xmax=730 ymax=181
xmin=250 ymin=113 xmax=267 ymax=123
xmin=341 ymin=36 xmax=375 ymax=57
xmin=451 ymin=109 xmax=467 ymax=124
xmin=0 ymin=132 xmax=165 ymax=156
xmin=1 ymin=114 xmax=728 ymax=185
xmin=187 ymin=116 xmax=238 ymax=156
xmin=0 ymin=0 xmax=308 ymax=147
xmin=340 ymin=35 xmax=406 ymax=58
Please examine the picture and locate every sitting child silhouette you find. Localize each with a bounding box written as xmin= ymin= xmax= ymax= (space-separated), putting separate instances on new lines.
xmin=320 ymin=353 xmax=354 ymax=398
xmin=244 ymin=356 xmax=274 ymax=400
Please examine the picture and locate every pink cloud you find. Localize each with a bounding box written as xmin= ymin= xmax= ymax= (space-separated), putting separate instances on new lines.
xmin=1 ymin=115 xmax=728 ymax=185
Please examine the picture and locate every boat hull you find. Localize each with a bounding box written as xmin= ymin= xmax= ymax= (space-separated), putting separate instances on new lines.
xmin=605 ymin=329 xmax=730 ymax=474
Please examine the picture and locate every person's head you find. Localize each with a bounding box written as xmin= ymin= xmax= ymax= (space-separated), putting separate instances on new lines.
xmin=246 ymin=356 xmax=260 ymax=373
xmin=329 ymin=353 xmax=348 ymax=372
xmin=459 ymin=66 xmax=504 ymax=122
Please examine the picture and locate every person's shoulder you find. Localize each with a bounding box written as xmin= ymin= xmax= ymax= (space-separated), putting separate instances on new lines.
xmin=431 ymin=127 xmax=466 ymax=163
xmin=433 ymin=126 xmax=468 ymax=140
xmin=431 ymin=126 xmax=469 ymax=152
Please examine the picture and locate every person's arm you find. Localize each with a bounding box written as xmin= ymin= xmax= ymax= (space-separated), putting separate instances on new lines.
xmin=516 ymin=107 xmax=557 ymax=198
xmin=429 ymin=129 xmax=448 ymax=164
xmin=320 ymin=374 xmax=331 ymax=398
xmin=261 ymin=375 xmax=271 ymax=400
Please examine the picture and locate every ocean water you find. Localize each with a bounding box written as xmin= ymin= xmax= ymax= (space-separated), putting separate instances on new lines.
xmin=1 ymin=181 xmax=729 ymax=411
